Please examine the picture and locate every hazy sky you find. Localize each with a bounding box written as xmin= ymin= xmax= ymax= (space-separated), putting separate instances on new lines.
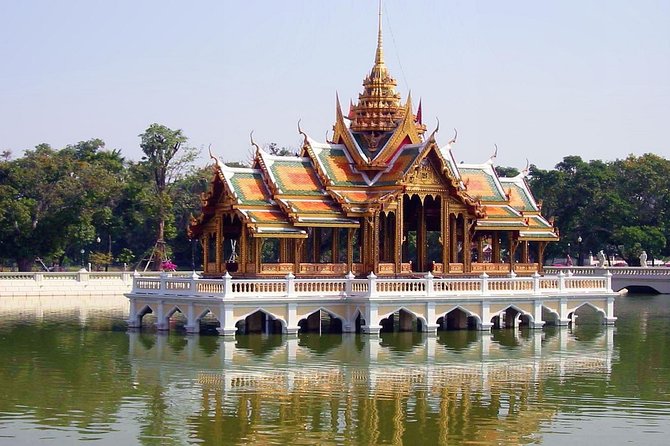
xmin=1 ymin=0 xmax=668 ymax=169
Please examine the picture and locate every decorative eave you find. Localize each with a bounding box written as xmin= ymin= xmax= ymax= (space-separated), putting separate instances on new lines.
xmin=373 ymin=94 xmax=423 ymax=166
xmin=399 ymin=136 xmax=485 ymax=218
xmin=254 ymin=149 xmax=282 ymax=197
xmin=332 ymin=95 xmax=370 ymax=169
xmin=188 ymin=162 xmax=230 ymax=238
xmin=301 ymin=136 xmax=335 ymax=188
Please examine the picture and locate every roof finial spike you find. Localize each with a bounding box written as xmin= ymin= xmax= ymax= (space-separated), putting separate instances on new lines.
xmin=426 ymin=117 xmax=440 ymax=143
xmin=521 ymin=158 xmax=530 ymax=178
xmin=375 ymin=0 xmax=384 ymax=65
xmin=297 ymin=119 xmax=308 ymax=146
xmin=249 ymin=131 xmax=261 ymax=154
xmin=487 ymin=144 xmax=498 ymax=165
xmin=448 ymin=128 xmax=457 ymax=145
xmin=207 ymin=144 xmax=222 ymax=170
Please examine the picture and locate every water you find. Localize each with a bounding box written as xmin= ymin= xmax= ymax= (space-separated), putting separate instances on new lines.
xmin=1 ymin=295 xmax=669 ymax=445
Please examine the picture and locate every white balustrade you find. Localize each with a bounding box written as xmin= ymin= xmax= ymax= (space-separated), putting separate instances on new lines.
xmin=128 ymin=269 xmax=614 ymax=300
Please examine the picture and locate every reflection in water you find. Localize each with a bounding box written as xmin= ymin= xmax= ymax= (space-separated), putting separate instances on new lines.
xmin=436 ymin=329 xmax=480 ymax=351
xmin=1 ymin=295 xmax=670 ymax=445
xmin=125 ymin=327 xmax=617 ymax=445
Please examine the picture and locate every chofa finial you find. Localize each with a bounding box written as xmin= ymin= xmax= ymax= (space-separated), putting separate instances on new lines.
xmin=487 ymin=144 xmax=498 ymax=165
xmin=249 ymin=131 xmax=261 ymax=153
xmin=208 ymin=144 xmax=222 ymax=169
xmin=297 ymin=119 xmax=308 ymax=146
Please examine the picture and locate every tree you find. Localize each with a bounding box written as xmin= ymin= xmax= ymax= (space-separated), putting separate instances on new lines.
xmin=138 ymin=124 xmax=198 ymax=269
xmin=0 ymin=140 xmax=124 ymax=270
xmin=614 ymin=226 xmax=666 ymax=265
xmin=494 ymin=166 xmax=520 ymax=178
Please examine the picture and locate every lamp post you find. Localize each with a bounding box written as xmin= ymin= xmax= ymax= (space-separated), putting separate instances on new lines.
xmin=577 ymin=236 xmax=583 ymax=266
xmin=80 ymin=249 xmax=85 ymax=269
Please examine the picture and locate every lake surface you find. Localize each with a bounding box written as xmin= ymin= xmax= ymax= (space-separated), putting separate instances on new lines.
xmin=1 ymin=294 xmax=669 ymax=445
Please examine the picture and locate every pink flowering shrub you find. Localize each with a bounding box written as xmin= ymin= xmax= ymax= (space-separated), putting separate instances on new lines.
xmin=161 ymin=260 xmax=177 ymax=271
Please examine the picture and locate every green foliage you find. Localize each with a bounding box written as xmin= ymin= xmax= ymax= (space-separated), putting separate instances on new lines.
xmin=0 ymin=140 xmax=125 ymax=270
xmin=1 ymin=128 xmax=667 ymax=271
xmin=116 ymin=248 xmax=135 ymax=264
xmin=529 ymin=154 xmax=670 ymax=262
xmin=89 ymin=251 xmax=113 ymax=271
xmin=614 ymin=226 xmax=666 ymax=264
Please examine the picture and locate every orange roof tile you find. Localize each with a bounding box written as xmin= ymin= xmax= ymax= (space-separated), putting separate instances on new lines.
xmin=459 ymin=167 xmax=506 ymax=202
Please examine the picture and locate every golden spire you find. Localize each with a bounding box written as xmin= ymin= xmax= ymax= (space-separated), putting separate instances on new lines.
xmin=349 ymin=0 xmax=403 ymax=136
xmin=375 ymin=0 xmax=384 ymax=66
xmin=346 ymin=0 xmax=425 ymax=145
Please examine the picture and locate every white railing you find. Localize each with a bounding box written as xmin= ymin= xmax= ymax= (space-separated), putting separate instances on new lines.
xmin=0 ymin=271 xmax=195 ymax=284
xmin=546 ymin=266 xmax=670 ymax=277
xmin=130 ymin=270 xmax=613 ymax=300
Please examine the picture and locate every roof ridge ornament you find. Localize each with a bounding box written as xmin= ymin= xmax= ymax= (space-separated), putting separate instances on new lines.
xmin=446 ymin=128 xmax=457 ymax=151
xmin=207 ymin=144 xmax=222 ymax=170
xmin=426 ymin=117 xmax=440 ymax=143
xmin=521 ymin=158 xmax=530 ymax=178
xmin=249 ymin=130 xmax=262 ymax=156
xmin=297 ymin=119 xmax=308 ymax=146
xmin=486 ymin=144 xmax=498 ymax=165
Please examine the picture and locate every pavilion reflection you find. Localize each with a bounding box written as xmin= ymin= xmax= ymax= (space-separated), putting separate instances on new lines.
xmin=127 ymin=327 xmax=616 ymax=444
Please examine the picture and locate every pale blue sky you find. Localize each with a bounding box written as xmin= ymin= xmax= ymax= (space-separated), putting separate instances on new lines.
xmin=1 ymin=0 xmax=668 ymax=169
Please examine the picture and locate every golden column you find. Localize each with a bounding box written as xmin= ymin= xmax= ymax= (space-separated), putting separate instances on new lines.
xmin=215 ymin=217 xmax=222 ymax=273
xmin=441 ymin=197 xmax=450 ymax=273
xmin=347 ymin=228 xmax=354 ymax=273
xmin=463 ymin=217 xmax=472 ymax=272
xmin=492 ymin=231 xmax=501 ymax=263
xmin=395 ymin=198 xmax=404 ymax=274
xmin=239 ymin=226 xmax=248 ymax=273
xmin=521 ymin=240 xmax=529 ymax=264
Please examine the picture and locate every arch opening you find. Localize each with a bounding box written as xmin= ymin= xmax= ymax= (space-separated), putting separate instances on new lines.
xmin=572 ymin=303 xmax=606 ymax=325
xmin=491 ymin=307 xmax=531 ymax=329
xmin=438 ymin=308 xmax=480 ymax=331
xmin=235 ymin=310 xmax=285 ymax=335
xmin=197 ymin=309 xmax=222 ymax=334
xmin=623 ymin=285 xmax=660 ymax=295
xmin=298 ymin=309 xmax=344 ymax=334
xmin=380 ymin=309 xmax=423 ymax=333
xmin=542 ymin=306 xmax=560 ymax=326
xmin=136 ymin=305 xmax=155 ymax=329
xmin=165 ymin=306 xmax=187 ymax=329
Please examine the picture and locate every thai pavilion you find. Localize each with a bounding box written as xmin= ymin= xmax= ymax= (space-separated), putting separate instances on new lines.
xmin=188 ymin=15 xmax=558 ymax=280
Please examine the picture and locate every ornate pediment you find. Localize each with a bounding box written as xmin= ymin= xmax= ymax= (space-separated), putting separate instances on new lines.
xmin=404 ymin=156 xmax=448 ymax=189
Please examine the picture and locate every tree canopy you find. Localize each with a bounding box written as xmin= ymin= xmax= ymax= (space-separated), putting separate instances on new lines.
xmin=1 ymin=129 xmax=668 ymax=270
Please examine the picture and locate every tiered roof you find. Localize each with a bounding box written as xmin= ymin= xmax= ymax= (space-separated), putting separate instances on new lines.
xmin=188 ymin=6 xmax=558 ymax=244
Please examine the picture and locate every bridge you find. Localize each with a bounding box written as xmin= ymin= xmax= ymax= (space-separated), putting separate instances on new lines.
xmin=545 ymin=266 xmax=670 ymax=294
xmin=126 ymin=271 xmax=618 ymax=336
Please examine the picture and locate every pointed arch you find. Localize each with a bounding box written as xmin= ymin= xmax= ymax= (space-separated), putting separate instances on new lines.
xmin=235 ymin=308 xmax=288 ymax=335
xmin=137 ymin=304 xmax=154 ymax=318
xmin=438 ymin=306 xmax=482 ymax=330
xmin=570 ymin=302 xmax=607 ymax=323
xmin=351 ymin=307 xmax=367 ymax=334
xmin=298 ymin=307 xmax=344 ymax=334
xmin=491 ymin=304 xmax=535 ymax=329
xmin=378 ymin=306 xmax=425 ymax=333
xmin=165 ymin=305 xmax=184 ymax=319
xmin=542 ymin=306 xmax=560 ymax=326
